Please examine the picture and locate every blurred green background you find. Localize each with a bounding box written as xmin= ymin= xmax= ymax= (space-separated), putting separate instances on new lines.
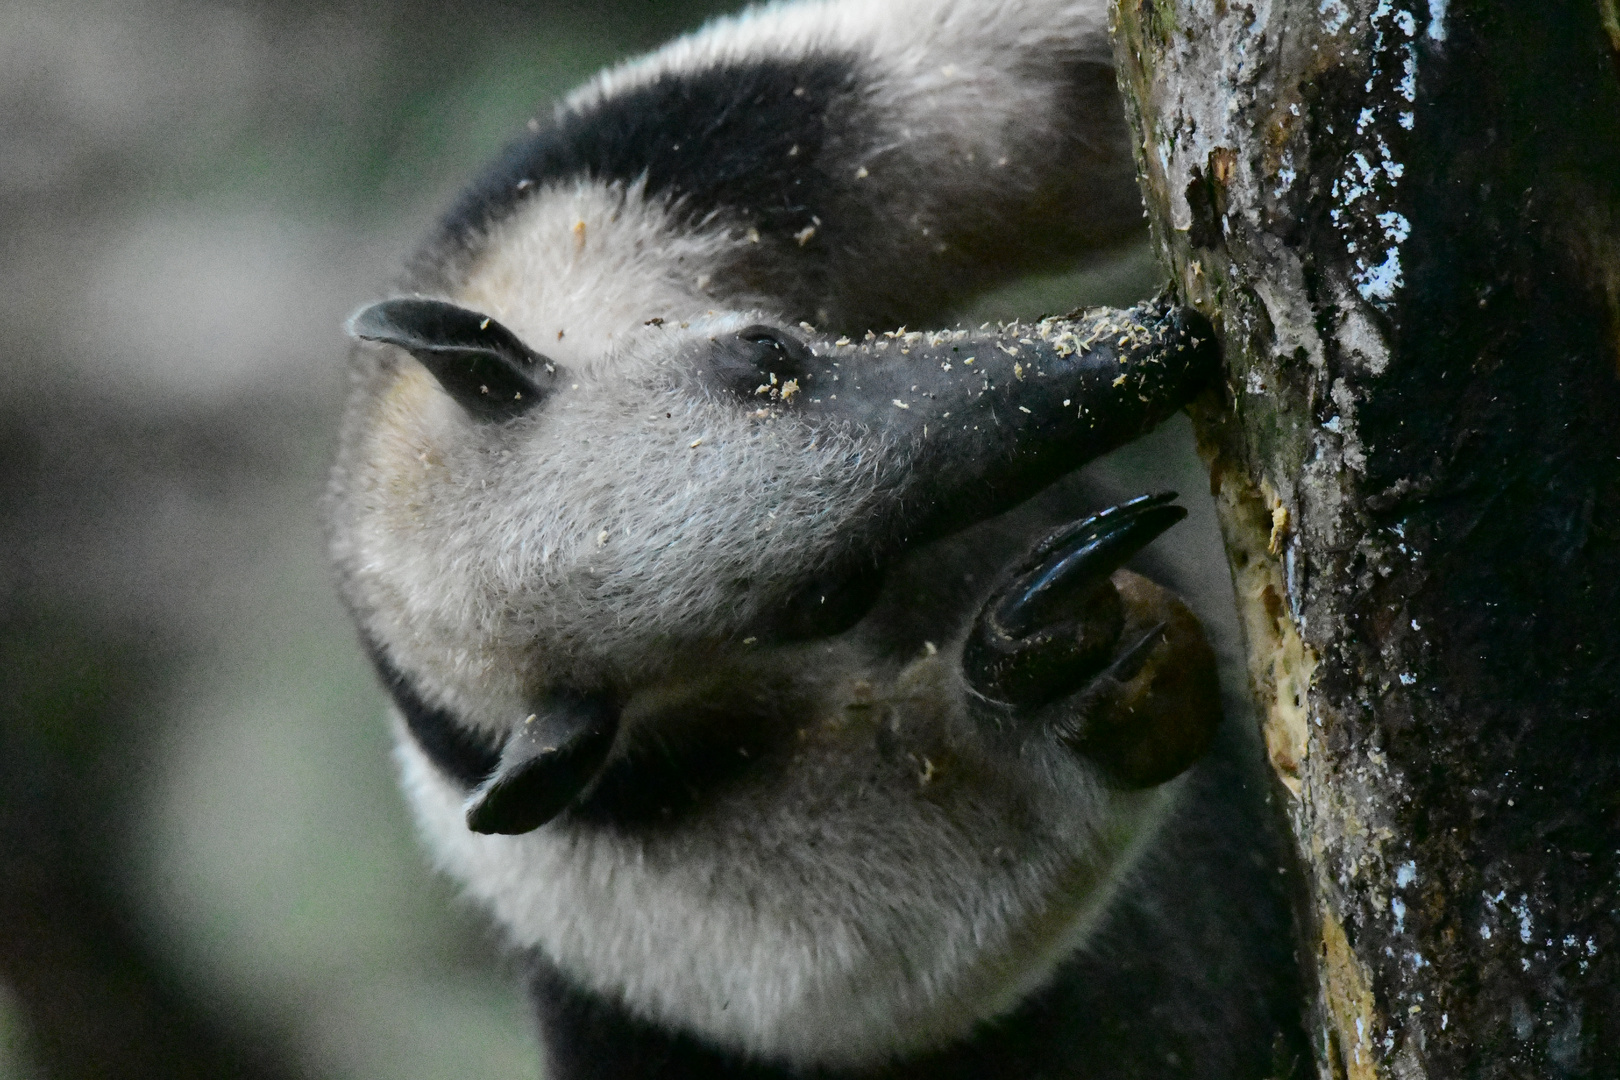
xmin=0 ymin=2 xmax=1187 ymax=1077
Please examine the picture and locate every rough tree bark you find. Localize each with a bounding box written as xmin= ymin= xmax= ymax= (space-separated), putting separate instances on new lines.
xmin=1109 ymin=1 xmax=1620 ymax=1076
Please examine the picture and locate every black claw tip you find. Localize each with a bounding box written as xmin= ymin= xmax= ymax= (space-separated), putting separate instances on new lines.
xmin=994 ymin=494 xmax=1185 ymax=640
xmin=1104 ymin=621 xmax=1167 ymax=685
xmin=465 ymin=694 xmax=618 ymax=835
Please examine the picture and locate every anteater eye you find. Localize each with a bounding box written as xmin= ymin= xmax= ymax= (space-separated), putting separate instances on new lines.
xmin=707 ymin=324 xmax=814 ymax=401
xmin=737 ymin=325 xmax=811 ymax=371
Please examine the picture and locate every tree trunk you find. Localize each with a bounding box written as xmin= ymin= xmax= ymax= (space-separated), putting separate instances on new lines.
xmin=1109 ymin=1 xmax=1620 ymax=1076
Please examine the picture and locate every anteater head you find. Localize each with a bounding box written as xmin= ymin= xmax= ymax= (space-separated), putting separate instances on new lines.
xmin=327 ymin=286 xmax=1220 ymax=1065
xmin=331 ymin=291 xmax=1212 ymax=749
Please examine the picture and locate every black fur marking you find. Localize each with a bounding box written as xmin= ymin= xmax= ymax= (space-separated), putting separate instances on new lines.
xmin=360 ymin=635 xmax=499 ymax=789
xmin=432 ymin=56 xmax=861 ymax=259
xmin=565 ymin=702 xmax=775 ymax=832
xmin=765 ymin=560 xmax=887 ymax=642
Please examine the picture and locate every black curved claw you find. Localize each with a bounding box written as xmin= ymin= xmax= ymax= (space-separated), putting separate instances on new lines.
xmin=464 ymin=694 xmax=618 ymax=835
xmin=995 ymin=493 xmax=1185 ymax=638
xmin=964 ymin=495 xmax=1187 ymax=708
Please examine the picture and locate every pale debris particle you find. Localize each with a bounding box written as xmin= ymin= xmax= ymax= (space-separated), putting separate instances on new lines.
xmin=1269 ymin=504 xmax=1291 ymax=554
xmin=1013 ymin=362 xmax=1025 ymax=380
xmin=835 ymin=336 xmax=851 ymax=346
xmin=855 ymin=166 xmax=870 ymax=179
xmin=892 ymin=399 xmax=910 ymax=409
xmin=1112 ymin=374 xmax=1128 ymax=387
xmin=573 ymin=220 xmax=587 ymax=253
xmin=689 ymin=438 xmax=704 ymax=448
xmin=1018 ymin=406 xmax=1032 ymax=414
xmin=795 ymin=225 xmax=817 ymax=245
xmin=780 ymin=379 xmax=800 ymax=400
xmin=746 ymin=227 xmax=761 ymax=243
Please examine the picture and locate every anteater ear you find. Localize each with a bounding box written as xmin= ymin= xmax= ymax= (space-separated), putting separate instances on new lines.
xmin=465 ymin=694 xmax=619 ymax=835
xmin=347 ymin=298 xmax=559 ymax=420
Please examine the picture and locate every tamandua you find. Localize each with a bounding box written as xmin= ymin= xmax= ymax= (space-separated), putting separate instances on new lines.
xmin=326 ymin=0 xmax=1307 ymax=1075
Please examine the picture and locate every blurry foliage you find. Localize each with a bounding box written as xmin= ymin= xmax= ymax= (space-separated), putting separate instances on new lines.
xmin=1 ymin=3 xmax=738 ymax=1077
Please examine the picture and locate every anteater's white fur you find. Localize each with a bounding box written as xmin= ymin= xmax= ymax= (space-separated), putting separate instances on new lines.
xmin=328 ymin=0 xmax=1175 ymax=1069
xmin=398 ymin=655 xmax=1173 ymax=1066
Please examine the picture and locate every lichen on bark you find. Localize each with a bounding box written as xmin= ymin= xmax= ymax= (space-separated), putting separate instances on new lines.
xmin=1111 ymin=0 xmax=1620 ymax=1076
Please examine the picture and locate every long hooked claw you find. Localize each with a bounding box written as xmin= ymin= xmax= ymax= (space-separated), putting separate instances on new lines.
xmin=964 ymin=495 xmax=1187 ymax=709
xmin=994 ymin=493 xmax=1185 ymax=638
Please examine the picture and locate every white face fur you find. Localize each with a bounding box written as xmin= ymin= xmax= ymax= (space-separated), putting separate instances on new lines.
xmin=328 ymin=0 xmax=1215 ymax=1069
xmin=394 ymin=614 xmax=1175 ymax=1069
xmin=338 ymin=304 xmax=899 ymax=735
xmin=333 ymin=291 xmax=1198 ymax=1067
